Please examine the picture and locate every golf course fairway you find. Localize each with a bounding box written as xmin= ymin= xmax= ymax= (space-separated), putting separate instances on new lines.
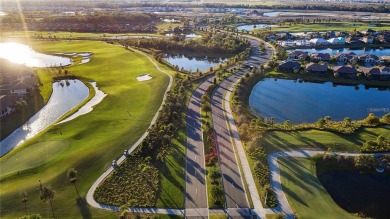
xmin=0 ymin=40 xmax=170 ymax=218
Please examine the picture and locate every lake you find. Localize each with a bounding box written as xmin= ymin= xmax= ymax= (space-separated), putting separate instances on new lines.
xmin=264 ymin=11 xmax=337 ymax=17
xmin=289 ymin=47 xmax=390 ymax=56
xmin=164 ymin=54 xmax=227 ymax=72
xmin=165 ymin=33 xmax=201 ymax=38
xmin=0 ymin=42 xmax=72 ymax=67
xmin=236 ymin=24 xmax=276 ymax=31
xmin=0 ymin=80 xmax=89 ymax=157
xmin=249 ymin=78 xmax=390 ymax=123
xmin=319 ymin=170 xmax=390 ymax=219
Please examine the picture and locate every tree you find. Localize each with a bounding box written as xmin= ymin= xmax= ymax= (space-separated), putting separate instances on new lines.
xmin=283 ymin=120 xmax=292 ymax=129
xmin=317 ymin=118 xmax=326 ymax=128
xmin=38 ymin=183 xmax=56 ymax=219
xmin=20 ymin=191 xmax=28 ymax=216
xmin=67 ymin=168 xmax=80 ymax=198
xmin=202 ymin=104 xmax=211 ymax=116
xmin=343 ymin=117 xmax=351 ymax=127
xmin=364 ymin=113 xmax=380 ymax=125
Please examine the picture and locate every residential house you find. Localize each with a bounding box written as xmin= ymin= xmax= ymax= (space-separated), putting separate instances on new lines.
xmin=280 ymin=41 xmax=296 ymax=47
xmin=0 ymin=95 xmax=19 ymax=117
xmin=362 ymin=66 xmax=390 ymax=81
xmin=311 ymin=53 xmax=330 ymax=61
xmin=305 ymin=63 xmax=328 ymax=77
xmin=346 ymin=37 xmax=365 ymax=45
xmin=309 ymin=38 xmax=329 ymax=46
xmin=379 ymin=66 xmax=390 ymax=80
xmin=333 ymin=65 xmax=358 ymax=79
xmin=362 ymin=29 xmax=378 ymax=36
xmin=277 ymin=33 xmax=293 ymax=40
xmin=361 ymin=36 xmax=374 ymax=44
xmin=288 ymin=51 xmax=308 ymax=60
xmin=327 ymin=38 xmax=345 ymax=45
xmin=334 ymin=52 xmax=357 ymax=63
xmin=357 ymin=54 xmax=383 ymax=64
xmin=377 ymin=34 xmax=390 ymax=43
xmin=278 ymin=61 xmax=301 ymax=73
xmin=10 ymin=78 xmax=37 ymax=95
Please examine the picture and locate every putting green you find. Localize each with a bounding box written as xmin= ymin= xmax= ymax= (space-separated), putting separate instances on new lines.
xmin=0 ymin=141 xmax=69 ymax=177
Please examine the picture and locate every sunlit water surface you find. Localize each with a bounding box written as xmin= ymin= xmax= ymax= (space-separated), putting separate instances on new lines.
xmin=0 ymin=42 xmax=72 ymax=67
xmin=0 ymin=80 xmax=89 ymax=156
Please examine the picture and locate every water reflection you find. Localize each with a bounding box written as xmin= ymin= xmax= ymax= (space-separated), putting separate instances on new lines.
xmin=0 ymin=42 xmax=72 ymax=67
xmin=0 ymin=80 xmax=89 ymax=156
xmin=164 ymin=54 xmax=227 ymax=72
xmin=236 ymin=24 xmax=276 ymax=31
xmin=289 ymin=48 xmax=390 ymax=56
xmin=249 ymin=78 xmax=390 ymax=123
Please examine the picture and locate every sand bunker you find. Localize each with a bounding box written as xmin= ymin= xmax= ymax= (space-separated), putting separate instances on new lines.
xmin=136 ymin=74 xmax=153 ymax=81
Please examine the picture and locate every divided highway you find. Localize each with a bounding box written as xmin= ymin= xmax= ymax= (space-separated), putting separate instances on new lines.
xmin=210 ymin=36 xmax=274 ymax=218
xmin=185 ymin=76 xmax=215 ymax=219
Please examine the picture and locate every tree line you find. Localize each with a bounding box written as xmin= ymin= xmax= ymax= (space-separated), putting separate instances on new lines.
xmin=121 ymin=32 xmax=251 ymax=54
xmin=40 ymin=13 xmax=158 ymax=24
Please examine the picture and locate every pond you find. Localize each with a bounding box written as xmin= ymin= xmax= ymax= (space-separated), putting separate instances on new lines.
xmin=165 ymin=33 xmax=202 ymax=38
xmin=236 ymin=24 xmax=276 ymax=31
xmin=0 ymin=42 xmax=72 ymax=67
xmin=289 ymin=47 xmax=390 ymax=56
xmin=164 ymin=54 xmax=227 ymax=72
xmin=318 ymin=170 xmax=390 ymax=219
xmin=249 ymin=78 xmax=390 ymax=123
xmin=263 ymin=11 xmax=337 ymax=17
xmin=0 ymin=80 xmax=89 ymax=157
xmin=58 ymin=81 xmax=106 ymax=124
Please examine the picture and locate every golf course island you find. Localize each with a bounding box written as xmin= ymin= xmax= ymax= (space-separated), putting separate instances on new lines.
xmin=1 ymin=1 xmax=390 ymax=219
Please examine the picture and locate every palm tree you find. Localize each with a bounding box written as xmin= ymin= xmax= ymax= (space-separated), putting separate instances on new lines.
xmin=38 ymin=182 xmax=56 ymax=219
xmin=19 ymin=191 xmax=28 ymax=216
xmin=67 ymin=168 xmax=80 ymax=198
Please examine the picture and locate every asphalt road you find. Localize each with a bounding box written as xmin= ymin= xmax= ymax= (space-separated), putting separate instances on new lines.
xmin=210 ymin=37 xmax=273 ymax=218
xmin=185 ymin=76 xmax=215 ymax=219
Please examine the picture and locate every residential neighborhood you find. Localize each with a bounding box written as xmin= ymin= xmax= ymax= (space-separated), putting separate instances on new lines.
xmin=277 ymin=50 xmax=390 ymax=80
xmin=0 ymin=59 xmax=38 ymax=118
xmin=274 ymin=29 xmax=390 ymax=47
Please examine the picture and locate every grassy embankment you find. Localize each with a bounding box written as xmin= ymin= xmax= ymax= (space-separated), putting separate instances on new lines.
xmin=255 ymin=22 xmax=390 ymax=33
xmin=278 ymin=157 xmax=360 ymax=219
xmin=0 ymin=40 xmax=178 ymax=218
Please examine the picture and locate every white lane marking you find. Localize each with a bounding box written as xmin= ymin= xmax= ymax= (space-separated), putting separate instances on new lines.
xmin=195 ymin=155 xmax=197 ymax=160
xmin=196 ymin=188 xmax=198 ymax=194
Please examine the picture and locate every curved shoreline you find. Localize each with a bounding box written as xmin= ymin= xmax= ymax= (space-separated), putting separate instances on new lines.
xmin=0 ymin=80 xmax=89 ymax=157
xmin=57 ymin=81 xmax=106 ymax=124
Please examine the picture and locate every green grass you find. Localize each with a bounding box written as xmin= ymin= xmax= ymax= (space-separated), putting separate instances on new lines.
xmin=0 ymin=40 xmax=171 ymax=218
xmin=155 ymin=126 xmax=186 ymax=208
xmin=262 ymin=127 xmax=390 ymax=153
xmin=278 ymin=157 xmax=360 ymax=219
xmin=258 ymin=22 xmax=390 ymax=33
xmin=210 ymin=214 xmax=226 ymax=219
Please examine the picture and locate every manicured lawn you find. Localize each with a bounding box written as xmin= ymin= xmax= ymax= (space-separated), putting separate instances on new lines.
xmin=278 ymin=157 xmax=359 ymax=219
xmin=261 ymin=127 xmax=390 ymax=153
xmin=0 ymin=40 xmax=171 ymax=218
xmin=259 ymin=22 xmax=390 ymax=33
